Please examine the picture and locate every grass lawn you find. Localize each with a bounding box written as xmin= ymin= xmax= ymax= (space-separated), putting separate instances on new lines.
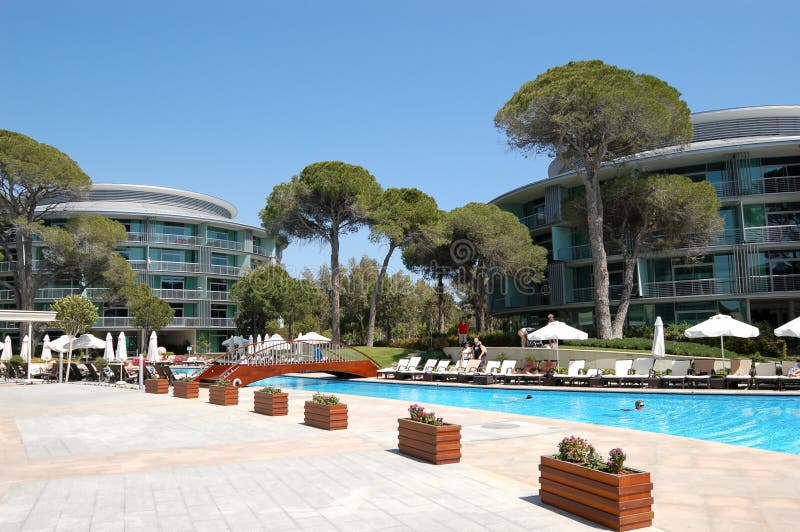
xmin=353 ymin=346 xmax=414 ymax=368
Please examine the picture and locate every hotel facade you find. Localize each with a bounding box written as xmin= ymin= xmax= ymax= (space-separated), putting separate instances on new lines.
xmin=490 ymin=106 xmax=800 ymax=330
xmin=0 ymin=184 xmax=281 ymax=353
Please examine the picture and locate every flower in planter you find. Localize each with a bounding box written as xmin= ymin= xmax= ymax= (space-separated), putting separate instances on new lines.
xmin=311 ymin=392 xmax=340 ymax=405
xmin=213 ymin=379 xmax=232 ymax=387
xmin=408 ymin=403 xmax=444 ymax=426
xmin=259 ymin=386 xmax=283 ymax=394
xmin=607 ymin=447 xmax=626 ymax=473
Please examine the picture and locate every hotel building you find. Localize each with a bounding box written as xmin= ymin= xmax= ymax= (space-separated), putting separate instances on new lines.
xmin=490 ymin=106 xmax=800 ymax=329
xmin=0 ymin=184 xmax=281 ymax=353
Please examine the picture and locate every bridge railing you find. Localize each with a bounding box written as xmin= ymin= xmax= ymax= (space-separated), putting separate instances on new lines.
xmin=214 ymin=339 xmax=380 ymax=368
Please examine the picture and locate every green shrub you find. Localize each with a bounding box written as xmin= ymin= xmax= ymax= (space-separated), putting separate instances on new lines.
xmin=311 ymin=393 xmax=340 ymax=405
xmin=9 ymin=355 xmax=23 ymax=367
xmin=213 ymin=379 xmax=231 ymax=387
xmin=259 ymin=386 xmax=283 ymax=394
xmin=93 ymin=357 xmax=109 ymax=369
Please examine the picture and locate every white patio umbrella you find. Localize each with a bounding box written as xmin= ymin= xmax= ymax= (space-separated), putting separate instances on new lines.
xmin=651 ymin=316 xmax=666 ymax=358
xmin=684 ymin=314 xmax=759 ymax=361
xmin=45 ymin=334 xmax=75 ymax=383
xmin=116 ymin=332 xmax=127 ymax=363
xmin=527 ymin=321 xmax=588 ymax=368
xmin=296 ymin=331 xmax=331 ymax=344
xmin=147 ymin=331 xmax=160 ymax=362
xmin=73 ymin=333 xmax=107 ymax=350
xmin=103 ymin=332 xmax=114 ymax=361
xmin=41 ymin=334 xmax=52 ymax=362
xmin=247 ymin=334 xmax=254 ymax=355
xmin=774 ymin=316 xmax=800 ymax=337
xmin=20 ymin=335 xmax=30 ymax=362
xmin=2 ymin=336 xmax=12 ymax=361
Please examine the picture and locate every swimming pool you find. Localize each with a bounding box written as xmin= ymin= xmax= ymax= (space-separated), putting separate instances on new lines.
xmin=254 ymin=376 xmax=800 ymax=455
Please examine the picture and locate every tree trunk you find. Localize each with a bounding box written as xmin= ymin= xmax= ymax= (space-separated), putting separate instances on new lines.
xmin=330 ymin=229 xmax=341 ymax=342
xmin=475 ymin=268 xmax=487 ymax=332
xmin=15 ymin=229 xmax=36 ymax=339
xmin=582 ymin=168 xmax=612 ymax=338
xmin=611 ymin=239 xmax=642 ymax=339
xmin=436 ymin=273 xmax=446 ymax=334
xmin=365 ymin=244 xmax=395 ymax=347
xmin=64 ymin=338 xmax=75 ymax=384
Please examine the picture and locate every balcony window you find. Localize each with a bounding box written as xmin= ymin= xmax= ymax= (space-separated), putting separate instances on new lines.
xmin=159 ymin=249 xmax=184 ymax=263
xmin=210 ymin=253 xmax=229 ymax=267
xmin=169 ymin=303 xmax=184 ymax=318
xmin=208 ymin=227 xmax=232 ymax=241
xmin=210 ymin=304 xmax=228 ymax=319
xmin=161 ymin=277 xmax=184 ymax=290
xmin=163 ymin=222 xmax=188 ymax=236
xmin=208 ymin=279 xmax=228 ymax=292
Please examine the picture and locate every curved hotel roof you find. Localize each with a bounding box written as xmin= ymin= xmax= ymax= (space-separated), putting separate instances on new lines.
xmin=41 ymin=183 xmax=265 ymax=232
xmin=492 ymin=105 xmax=800 ymax=205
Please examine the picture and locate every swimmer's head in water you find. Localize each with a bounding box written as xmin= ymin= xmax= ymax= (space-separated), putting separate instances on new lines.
xmin=635 ymin=400 xmax=645 ymax=410
xmin=525 ymin=394 xmax=532 ymax=399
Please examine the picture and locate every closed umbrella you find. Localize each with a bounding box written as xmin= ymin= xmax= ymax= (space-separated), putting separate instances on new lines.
xmin=528 ymin=321 xmax=588 ymax=368
xmin=41 ymin=334 xmax=52 ymax=362
xmin=774 ymin=316 xmax=800 ymax=337
xmin=103 ymin=332 xmax=114 ymax=361
xmin=2 ymin=336 xmax=11 ymax=361
xmin=20 ymin=335 xmax=30 ymax=362
xmin=256 ymin=333 xmax=263 ymax=352
xmin=147 ymin=331 xmax=160 ymax=362
xmin=685 ymin=314 xmax=759 ymax=361
xmin=651 ymin=316 xmax=666 ymax=358
xmin=116 ymin=332 xmax=127 ymax=363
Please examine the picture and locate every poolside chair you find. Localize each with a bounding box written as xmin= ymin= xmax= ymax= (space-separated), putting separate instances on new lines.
xmin=753 ymin=362 xmax=779 ymax=389
xmin=686 ymin=359 xmax=715 ymax=388
xmin=601 ymin=359 xmax=634 ymax=386
xmin=434 ymin=359 xmax=468 ymax=382
xmin=661 ymin=360 xmax=691 ymax=388
xmin=520 ymin=359 xmax=557 ymax=385
xmin=377 ymin=358 xmax=410 ymax=379
xmin=621 ymin=358 xmax=654 ymax=387
xmin=553 ymin=360 xmax=585 ymax=386
xmin=424 ymin=360 xmax=451 ymax=381
xmin=394 ymin=356 xmax=424 ymax=379
xmin=726 ymin=359 xmax=752 ymax=389
xmin=155 ymin=363 xmax=178 ymax=385
xmin=456 ymin=359 xmax=481 ymax=383
xmin=402 ymin=358 xmax=438 ymax=380
xmin=85 ymin=363 xmax=102 ymax=382
xmin=495 ymin=360 xmax=518 ymax=383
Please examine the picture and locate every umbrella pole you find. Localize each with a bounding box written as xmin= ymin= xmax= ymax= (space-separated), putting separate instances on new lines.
xmin=25 ymin=323 xmax=32 ymax=384
xmin=720 ymin=336 xmax=725 ymax=362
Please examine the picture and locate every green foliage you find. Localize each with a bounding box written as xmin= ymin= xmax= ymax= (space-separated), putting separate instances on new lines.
xmin=494 ymin=60 xmax=692 ymax=164
xmin=560 ymin=337 xmax=744 ymax=358
xmin=9 ymin=354 xmax=24 ymax=367
xmin=213 ymin=379 xmax=231 ymax=387
xmin=311 ymin=392 xmax=340 ymax=405
xmin=125 ymin=285 xmax=174 ymax=337
xmin=260 ymin=161 xmax=383 ymax=341
xmin=93 ymin=357 xmax=109 ymax=369
xmin=258 ymin=386 xmax=283 ymax=394
xmin=196 ymin=332 xmax=210 ymax=354
xmin=52 ymin=294 xmax=98 ymax=336
xmin=408 ymin=403 xmax=444 ymax=426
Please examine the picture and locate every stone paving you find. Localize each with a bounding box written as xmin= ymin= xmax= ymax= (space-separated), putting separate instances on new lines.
xmin=0 ymin=380 xmax=797 ymax=531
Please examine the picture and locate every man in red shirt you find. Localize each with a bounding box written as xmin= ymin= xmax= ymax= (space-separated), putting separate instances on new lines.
xmin=457 ymin=318 xmax=469 ymax=344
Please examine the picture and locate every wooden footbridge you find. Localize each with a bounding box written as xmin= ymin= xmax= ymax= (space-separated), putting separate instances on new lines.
xmin=194 ymin=339 xmax=379 ymax=387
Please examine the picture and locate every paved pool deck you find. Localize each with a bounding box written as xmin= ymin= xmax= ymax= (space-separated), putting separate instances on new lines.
xmin=0 ymin=380 xmax=796 ymax=531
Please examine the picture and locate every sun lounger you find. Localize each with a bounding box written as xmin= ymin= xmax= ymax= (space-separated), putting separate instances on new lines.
xmin=778 ymin=369 xmax=800 ymax=391
xmin=601 ymin=359 xmax=634 ymax=386
xmin=433 ymin=359 xmax=467 ymax=382
xmin=401 ymin=358 xmax=439 ymax=380
xmin=726 ymin=359 xmax=752 ymax=389
xmin=471 ymin=361 xmax=502 ymax=384
xmin=456 ymin=359 xmax=482 ymax=382
xmin=155 ymin=363 xmax=178 ymax=385
xmin=85 ymin=363 xmax=102 ymax=382
xmin=377 ymin=357 xmax=410 ymax=379
xmin=661 ymin=360 xmax=691 ymax=388
xmin=394 ymin=356 xmax=423 ymax=379
xmin=621 ymin=358 xmax=654 ymax=386
xmin=685 ymin=359 xmax=714 ymax=388
xmin=553 ymin=360 xmax=585 ymax=386
xmin=495 ymin=360 xmax=518 ymax=383
xmin=753 ymin=362 xmax=779 ymax=389
xmin=423 ymin=360 xmax=451 ymax=380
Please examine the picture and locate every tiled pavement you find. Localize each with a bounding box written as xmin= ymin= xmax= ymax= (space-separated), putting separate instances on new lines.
xmin=0 ymin=381 xmax=796 ymax=531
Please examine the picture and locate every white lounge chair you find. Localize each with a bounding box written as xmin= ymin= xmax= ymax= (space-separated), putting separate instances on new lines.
xmin=553 ymin=360 xmax=585 ymax=385
xmin=495 ymin=360 xmax=518 ymax=383
xmin=753 ymin=362 xmax=779 ymax=389
xmin=601 ymin=359 xmax=634 ymax=386
xmin=377 ymin=357 xmax=409 ymax=379
xmin=621 ymin=358 xmax=654 ymax=386
xmin=403 ymin=358 xmax=439 ymax=380
xmin=726 ymin=359 xmax=752 ymax=389
xmin=661 ymin=360 xmax=694 ymax=388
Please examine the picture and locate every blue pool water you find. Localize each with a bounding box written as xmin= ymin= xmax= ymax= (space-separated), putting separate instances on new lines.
xmin=254 ymin=376 xmax=800 ymax=455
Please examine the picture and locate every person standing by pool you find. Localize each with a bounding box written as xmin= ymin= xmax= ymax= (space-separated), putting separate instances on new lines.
xmin=457 ymin=318 xmax=469 ymax=345
xmin=460 ymin=341 xmax=472 ymax=364
xmin=473 ymin=338 xmax=487 ymax=369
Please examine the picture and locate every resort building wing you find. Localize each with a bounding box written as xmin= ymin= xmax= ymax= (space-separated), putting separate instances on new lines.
xmin=491 ymin=105 xmax=800 ymax=329
xmin=0 ymin=183 xmax=282 ymax=353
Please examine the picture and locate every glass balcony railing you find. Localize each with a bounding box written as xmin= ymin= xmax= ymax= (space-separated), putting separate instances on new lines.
xmin=148 ymin=261 xmax=202 ymax=273
xmin=150 ymin=233 xmax=204 ymax=246
xmin=151 ymin=289 xmax=203 ymax=300
xmin=207 ymin=290 xmax=231 ymax=301
xmin=206 ymin=238 xmax=244 ymax=251
xmin=208 ymin=264 xmax=241 ymax=276
xmin=520 ymin=212 xmax=547 ymax=230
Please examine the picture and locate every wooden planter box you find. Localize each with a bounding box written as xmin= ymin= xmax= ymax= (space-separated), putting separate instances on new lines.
xmin=304 ymin=402 xmax=348 ymax=430
xmin=173 ymin=380 xmax=199 ymax=399
xmin=398 ymin=418 xmax=461 ymax=465
xmin=254 ymin=391 xmax=288 ymax=416
xmin=539 ymin=456 xmax=653 ymax=531
xmin=145 ymin=379 xmax=169 ymax=394
xmin=209 ymin=386 xmax=239 ymax=406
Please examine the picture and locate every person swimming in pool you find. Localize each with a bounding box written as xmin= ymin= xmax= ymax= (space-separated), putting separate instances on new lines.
xmin=620 ymin=400 xmax=645 ymax=412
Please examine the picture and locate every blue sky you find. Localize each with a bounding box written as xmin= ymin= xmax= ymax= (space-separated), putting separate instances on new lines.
xmin=2 ymin=0 xmax=799 ymax=277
